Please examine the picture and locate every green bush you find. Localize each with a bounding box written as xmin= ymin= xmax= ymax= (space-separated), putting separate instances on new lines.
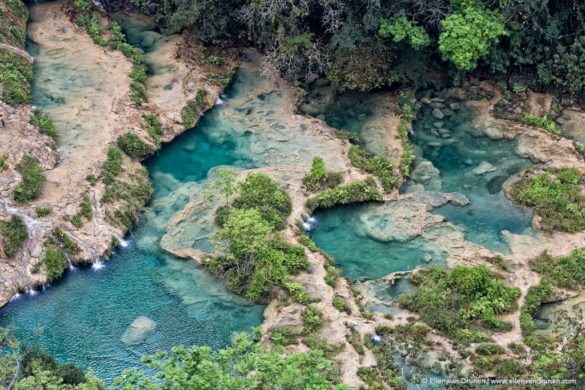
xmin=35 ymin=207 xmax=52 ymax=217
xmin=520 ymin=280 xmax=553 ymax=349
xmin=269 ymin=326 xmax=298 ymax=346
xmin=400 ymin=266 xmax=520 ymax=341
xmin=0 ymin=215 xmax=28 ymax=257
xmin=332 ymin=296 xmax=351 ymax=314
xmin=302 ymin=306 xmax=323 ymax=333
xmin=0 ymin=155 xmax=8 ymax=172
xmin=518 ymin=114 xmax=560 ymax=135
xmin=0 ymin=50 xmax=32 ymax=106
xmin=348 ymin=146 xmax=398 ymax=192
xmin=46 ymin=228 xmax=81 ymax=256
xmin=143 ymin=114 xmax=162 ymax=146
xmin=208 ymin=207 xmax=308 ymax=302
xmin=43 ymin=247 xmax=68 ymax=281
xmin=181 ymin=89 xmax=208 ymax=128
xmin=530 ymin=249 xmax=585 ymax=289
xmin=102 ymin=146 xmax=123 ymax=184
xmin=305 ymin=177 xmax=383 ymax=213
xmin=13 ymin=155 xmax=44 ymax=203
xmin=511 ymin=169 xmax=585 ymax=232
xmin=230 ymin=172 xmax=292 ymax=229
xmin=475 ymin=343 xmax=504 ymax=356
xmin=208 ymin=55 xmax=221 ymax=65
xmin=30 ymin=111 xmax=58 ymax=142
xmin=398 ymin=120 xmax=415 ymax=178
xmin=302 ymin=157 xmax=342 ymax=192
xmin=324 ymin=265 xmax=340 ymax=287
xmin=284 ymin=281 xmax=311 ymax=305
xmin=117 ymin=132 xmax=154 ymax=160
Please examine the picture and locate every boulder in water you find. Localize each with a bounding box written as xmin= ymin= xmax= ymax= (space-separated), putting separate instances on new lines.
xmin=121 ymin=316 xmax=157 ymax=345
xmin=432 ymin=108 xmax=445 ymax=119
xmin=473 ymin=161 xmax=497 ymax=175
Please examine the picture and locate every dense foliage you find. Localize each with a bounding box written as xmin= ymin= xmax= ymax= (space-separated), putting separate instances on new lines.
xmin=181 ymin=88 xmax=208 ymax=128
xmin=348 ymin=146 xmax=397 ymax=192
xmin=305 ymin=177 xmax=382 ymax=213
xmin=124 ymin=0 xmax=585 ymax=97
xmin=0 ymin=0 xmax=31 ymax=105
xmin=400 ymin=266 xmax=520 ymax=342
xmin=209 ymin=173 xmax=307 ymax=301
xmin=13 ymin=155 xmax=44 ymax=203
xmin=302 ymin=157 xmax=342 ymax=192
xmin=0 ymin=328 xmax=102 ymax=389
xmin=114 ymin=332 xmax=348 ymax=389
xmin=511 ymin=169 xmax=585 ymax=232
xmin=30 ymin=111 xmax=58 ymax=143
xmin=0 ymin=214 xmax=28 ymax=257
xmin=117 ymin=132 xmax=154 ymax=160
xmin=530 ymin=248 xmax=585 ymax=290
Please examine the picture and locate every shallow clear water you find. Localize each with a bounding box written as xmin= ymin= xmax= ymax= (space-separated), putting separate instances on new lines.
xmin=0 ymin=41 xmax=266 ymax=383
xmin=310 ymin=204 xmax=445 ymax=280
xmin=311 ymin=94 xmax=535 ymax=284
xmin=409 ymin=101 xmax=535 ymax=252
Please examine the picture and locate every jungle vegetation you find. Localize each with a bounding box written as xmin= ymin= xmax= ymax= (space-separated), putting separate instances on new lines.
xmin=120 ymin=0 xmax=585 ymax=99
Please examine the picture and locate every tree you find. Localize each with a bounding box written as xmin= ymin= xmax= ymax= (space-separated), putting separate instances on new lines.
xmin=379 ymin=12 xmax=430 ymax=50
xmin=208 ymin=167 xmax=237 ymax=204
xmin=114 ymin=333 xmax=349 ymax=389
xmin=438 ymin=5 xmax=507 ymax=71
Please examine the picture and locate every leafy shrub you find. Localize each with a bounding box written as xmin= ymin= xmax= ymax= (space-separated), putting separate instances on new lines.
xmin=143 ymin=114 xmax=162 ymax=146
xmin=530 ymin=249 xmax=585 ymax=290
xmin=43 ymin=247 xmax=67 ymax=281
xmin=208 ymin=55 xmax=221 ymax=65
xmin=13 ymin=155 xmax=44 ymax=203
xmin=0 ymin=155 xmax=8 ymax=172
xmin=208 ymin=208 xmax=308 ymax=301
xmin=181 ymin=89 xmax=208 ymax=128
xmin=102 ymin=146 xmax=123 ymax=184
xmin=30 ymin=111 xmax=58 ymax=142
xmin=46 ymin=228 xmax=81 ymax=256
xmin=117 ymin=132 xmax=154 ymax=160
xmin=86 ymin=174 xmax=98 ymax=186
xmin=519 ymin=280 xmax=553 ymax=345
xmin=348 ymin=146 xmax=398 ymax=192
xmin=230 ymin=173 xmax=292 ymax=229
xmin=302 ymin=157 xmax=342 ymax=192
xmin=302 ymin=306 xmax=323 ymax=333
xmin=284 ymin=281 xmax=311 ymax=305
xmin=398 ymin=120 xmax=415 ymax=178
xmin=0 ymin=50 xmax=32 ymax=105
xmin=475 ymin=343 xmax=504 ymax=356
xmin=305 ymin=177 xmax=383 ymax=213
xmin=298 ymin=234 xmax=318 ymax=252
xmin=511 ymin=169 xmax=585 ymax=232
xmin=332 ymin=296 xmax=351 ymax=314
xmin=35 ymin=207 xmax=52 ymax=217
xmin=0 ymin=215 xmax=28 ymax=257
xmin=269 ymin=326 xmax=298 ymax=346
xmin=518 ymin=114 xmax=560 ymax=135
xmin=400 ymin=266 xmax=520 ymax=341
xmin=324 ymin=265 xmax=340 ymax=287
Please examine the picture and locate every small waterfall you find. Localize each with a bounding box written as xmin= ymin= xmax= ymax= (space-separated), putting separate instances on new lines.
xmin=215 ymin=96 xmax=224 ymax=106
xmin=26 ymin=288 xmax=38 ymax=296
xmin=9 ymin=292 xmax=22 ymax=301
xmin=91 ymin=256 xmax=105 ymax=271
xmin=303 ymin=216 xmax=317 ymax=231
xmin=65 ymin=253 xmax=77 ymax=271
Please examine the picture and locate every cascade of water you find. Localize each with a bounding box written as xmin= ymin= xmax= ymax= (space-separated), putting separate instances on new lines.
xmin=64 ymin=253 xmax=76 ymax=271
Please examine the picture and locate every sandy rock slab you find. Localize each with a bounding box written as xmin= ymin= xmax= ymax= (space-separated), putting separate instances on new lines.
xmin=121 ymin=316 xmax=157 ymax=345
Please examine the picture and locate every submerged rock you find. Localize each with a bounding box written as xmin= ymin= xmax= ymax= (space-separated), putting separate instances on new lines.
xmin=121 ymin=316 xmax=157 ymax=345
xmin=473 ymin=161 xmax=497 ymax=175
xmin=432 ymin=108 xmax=445 ymax=120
